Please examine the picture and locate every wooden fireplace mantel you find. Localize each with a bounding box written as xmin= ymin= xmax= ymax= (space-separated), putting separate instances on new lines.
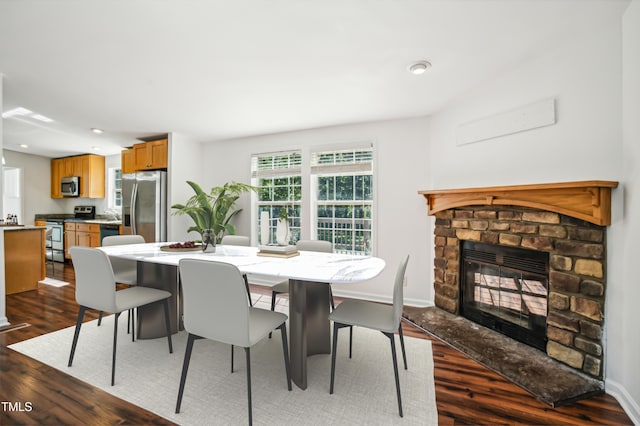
xmin=418 ymin=180 xmax=619 ymax=226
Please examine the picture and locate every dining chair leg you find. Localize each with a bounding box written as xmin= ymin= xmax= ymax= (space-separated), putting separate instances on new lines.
xmin=243 ymin=275 xmax=252 ymax=306
xmin=231 ymin=345 xmax=234 ymax=373
xmin=329 ymin=321 xmax=340 ymax=394
xmin=68 ymin=305 xmax=86 ymax=367
xmin=349 ymin=326 xmax=353 ymax=359
xmin=279 ymin=324 xmax=292 ymax=390
xmin=383 ymin=331 xmax=403 ymax=417
xmin=176 ymin=333 xmax=200 ymax=414
xmin=97 ymin=310 xmax=103 ymax=326
xmin=329 ymin=285 xmax=335 ymax=310
xmin=111 ymin=312 xmax=121 ymax=386
xmin=130 ymin=309 xmax=135 ymax=342
xmin=162 ymin=300 xmax=173 ymax=353
xmin=398 ymin=323 xmax=407 ymax=370
xmin=244 ymin=347 xmax=253 ymax=426
xmin=268 ymin=291 xmax=277 ymax=339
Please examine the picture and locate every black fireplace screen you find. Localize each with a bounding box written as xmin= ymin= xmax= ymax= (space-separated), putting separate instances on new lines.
xmin=460 ymin=241 xmax=549 ymax=351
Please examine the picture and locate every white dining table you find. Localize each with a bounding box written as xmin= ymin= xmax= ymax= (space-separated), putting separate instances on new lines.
xmin=99 ymin=242 xmax=386 ymax=390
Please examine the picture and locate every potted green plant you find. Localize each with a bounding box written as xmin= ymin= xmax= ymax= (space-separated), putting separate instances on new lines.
xmin=171 ymin=181 xmax=255 ymax=251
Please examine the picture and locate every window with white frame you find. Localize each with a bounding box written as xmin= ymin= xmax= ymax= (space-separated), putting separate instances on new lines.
xmin=251 ymin=151 xmax=302 ymax=245
xmin=107 ymin=167 xmax=122 ymax=210
xmin=311 ymin=147 xmax=374 ymax=255
xmin=251 ymin=144 xmax=374 ymax=256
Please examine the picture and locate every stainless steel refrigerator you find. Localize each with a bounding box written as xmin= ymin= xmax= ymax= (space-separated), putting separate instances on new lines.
xmin=122 ymin=171 xmax=167 ymax=243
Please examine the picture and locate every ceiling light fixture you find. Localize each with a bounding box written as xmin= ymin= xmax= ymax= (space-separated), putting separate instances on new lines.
xmin=92 ymin=146 xmax=101 ymax=151
xmin=31 ymin=113 xmax=54 ymax=123
xmin=91 ymin=128 xmax=104 ymax=134
xmin=2 ymin=107 xmax=33 ymax=118
xmin=408 ymin=60 xmax=431 ymax=75
xmin=19 ymin=144 xmax=29 ymax=148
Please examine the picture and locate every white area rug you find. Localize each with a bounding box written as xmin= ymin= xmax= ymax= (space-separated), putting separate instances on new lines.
xmin=10 ymin=315 xmax=437 ymax=425
xmin=38 ymin=277 xmax=69 ymax=287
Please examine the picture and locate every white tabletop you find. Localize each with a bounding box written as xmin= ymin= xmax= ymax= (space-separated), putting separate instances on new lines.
xmin=99 ymin=242 xmax=386 ymax=284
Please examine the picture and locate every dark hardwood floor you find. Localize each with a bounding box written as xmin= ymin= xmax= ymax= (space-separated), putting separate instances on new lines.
xmin=0 ymin=262 xmax=633 ymax=425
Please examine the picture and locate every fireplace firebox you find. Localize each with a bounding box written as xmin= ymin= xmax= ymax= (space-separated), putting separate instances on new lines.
xmin=461 ymin=241 xmax=549 ymax=351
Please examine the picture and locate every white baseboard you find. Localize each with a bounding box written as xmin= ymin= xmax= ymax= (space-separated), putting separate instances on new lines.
xmin=605 ymin=379 xmax=640 ymax=425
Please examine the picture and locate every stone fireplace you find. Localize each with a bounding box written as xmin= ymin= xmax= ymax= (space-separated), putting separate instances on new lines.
xmin=419 ymin=181 xmax=617 ymax=380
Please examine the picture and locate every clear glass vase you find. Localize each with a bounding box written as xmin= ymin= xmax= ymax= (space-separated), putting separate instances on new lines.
xmin=202 ymin=229 xmax=216 ymax=253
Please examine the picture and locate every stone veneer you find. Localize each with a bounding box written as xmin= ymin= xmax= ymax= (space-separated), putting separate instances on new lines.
xmin=433 ymin=206 xmax=606 ymax=379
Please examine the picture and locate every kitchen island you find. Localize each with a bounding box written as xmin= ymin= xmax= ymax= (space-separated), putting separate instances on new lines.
xmin=3 ymin=226 xmax=46 ymax=294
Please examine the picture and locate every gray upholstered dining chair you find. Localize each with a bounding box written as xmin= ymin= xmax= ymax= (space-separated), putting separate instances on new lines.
xmin=268 ymin=239 xmax=330 ymax=338
xmin=220 ymin=234 xmax=253 ymax=305
xmin=99 ymin=234 xmax=146 ymax=336
xmin=102 ymin=235 xmax=145 ymax=285
xmin=270 ymin=239 xmax=334 ymax=310
xmin=329 ymin=255 xmax=409 ymax=417
xmin=220 ymin=235 xmax=250 ymax=246
xmin=268 ymin=239 xmax=352 ymax=344
xmin=68 ymin=246 xmax=173 ymax=386
xmin=175 ymin=258 xmax=292 ymax=425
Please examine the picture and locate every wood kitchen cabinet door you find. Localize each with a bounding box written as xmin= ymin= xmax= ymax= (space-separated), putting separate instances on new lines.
xmin=134 ymin=139 xmax=168 ymax=170
xmin=51 ymin=154 xmax=105 ymax=199
xmin=4 ymin=229 xmax=45 ymax=294
xmin=76 ymin=223 xmax=100 ymax=247
xmin=64 ymin=223 xmax=77 ymax=259
xmin=65 ymin=223 xmax=100 ymax=259
xmin=121 ymin=148 xmax=135 ymax=174
xmin=50 ymin=159 xmax=64 ymax=199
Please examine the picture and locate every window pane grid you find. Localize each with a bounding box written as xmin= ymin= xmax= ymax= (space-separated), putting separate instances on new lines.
xmin=315 ymin=161 xmax=373 ymax=255
xmin=253 ymin=151 xmax=302 ymax=246
xmin=252 ymin=146 xmax=374 ymax=255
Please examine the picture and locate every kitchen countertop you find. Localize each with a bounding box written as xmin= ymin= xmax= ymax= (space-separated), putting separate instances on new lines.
xmin=1 ymin=225 xmax=46 ymax=231
xmin=35 ymin=214 xmax=121 ymax=226
xmin=67 ymin=219 xmax=121 ymax=225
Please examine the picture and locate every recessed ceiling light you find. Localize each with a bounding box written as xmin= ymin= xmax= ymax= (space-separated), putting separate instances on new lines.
xmin=19 ymin=144 xmax=29 ymax=148
xmin=92 ymin=146 xmax=101 ymax=151
xmin=408 ymin=60 xmax=431 ymax=75
xmin=91 ymin=128 xmax=103 ymax=134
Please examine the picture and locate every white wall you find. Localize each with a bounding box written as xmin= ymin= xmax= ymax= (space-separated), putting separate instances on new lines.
xmin=428 ymin=11 xmax=638 ymax=422
xmin=168 ymin=132 xmax=205 ymax=242
xmin=607 ymin=0 xmax=640 ymax=422
xmin=200 ymin=117 xmax=432 ymax=306
xmin=0 ymin=75 xmax=7 ymax=327
xmin=429 ymin=20 xmax=622 ymax=187
xmin=1 ymin=150 xmax=66 ymax=223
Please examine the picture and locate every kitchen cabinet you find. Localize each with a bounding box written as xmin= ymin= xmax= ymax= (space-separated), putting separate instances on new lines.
xmin=5 ymin=228 xmax=46 ymax=294
xmin=51 ymin=154 xmax=105 ymax=199
xmin=134 ymin=138 xmax=168 ymax=170
xmin=64 ymin=222 xmax=100 ymax=259
xmin=121 ymin=147 xmax=135 ymax=174
xmin=50 ymin=158 xmax=64 ymax=198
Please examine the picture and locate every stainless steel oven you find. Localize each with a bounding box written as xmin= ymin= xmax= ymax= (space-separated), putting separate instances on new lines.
xmin=45 ymin=220 xmax=65 ymax=262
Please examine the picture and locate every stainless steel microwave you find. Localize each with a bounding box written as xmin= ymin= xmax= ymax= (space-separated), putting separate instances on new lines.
xmin=61 ymin=176 xmax=79 ymax=197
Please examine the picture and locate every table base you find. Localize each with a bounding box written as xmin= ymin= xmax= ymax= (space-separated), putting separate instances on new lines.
xmin=289 ymin=279 xmax=331 ymax=390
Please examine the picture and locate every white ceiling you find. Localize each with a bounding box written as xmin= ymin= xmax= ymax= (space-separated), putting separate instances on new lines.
xmin=0 ymin=0 xmax=630 ymax=158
